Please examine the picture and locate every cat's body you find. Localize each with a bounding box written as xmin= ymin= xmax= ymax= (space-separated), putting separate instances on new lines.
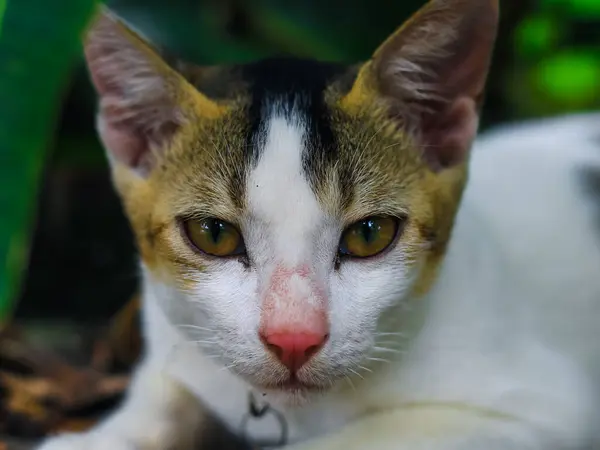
xmin=101 ymin=112 xmax=600 ymax=449
xmin=38 ymin=1 xmax=600 ymax=449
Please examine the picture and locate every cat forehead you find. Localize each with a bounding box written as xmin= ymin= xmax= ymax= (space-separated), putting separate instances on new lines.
xmin=164 ymin=57 xmax=424 ymax=224
xmin=248 ymin=108 xmax=324 ymax=226
xmin=196 ymin=56 xmax=352 ymax=183
xmin=241 ymin=59 xmax=347 ymax=221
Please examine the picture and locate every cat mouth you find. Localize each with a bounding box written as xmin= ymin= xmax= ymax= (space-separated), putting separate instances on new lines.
xmin=258 ymin=375 xmax=324 ymax=393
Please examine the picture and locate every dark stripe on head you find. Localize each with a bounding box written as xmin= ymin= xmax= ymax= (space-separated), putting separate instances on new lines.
xmin=238 ymin=57 xmax=349 ymax=178
xmin=174 ymin=56 xmax=358 ymax=214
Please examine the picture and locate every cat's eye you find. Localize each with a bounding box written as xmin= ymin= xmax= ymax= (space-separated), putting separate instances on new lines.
xmin=183 ymin=218 xmax=246 ymax=257
xmin=339 ymin=216 xmax=399 ymax=258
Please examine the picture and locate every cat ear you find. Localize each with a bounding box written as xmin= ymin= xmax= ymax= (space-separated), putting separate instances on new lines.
xmin=341 ymin=0 xmax=499 ymax=171
xmin=83 ymin=8 xmax=225 ymax=176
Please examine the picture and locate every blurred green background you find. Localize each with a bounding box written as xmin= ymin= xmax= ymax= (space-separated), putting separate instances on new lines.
xmin=1 ymin=0 xmax=600 ymax=325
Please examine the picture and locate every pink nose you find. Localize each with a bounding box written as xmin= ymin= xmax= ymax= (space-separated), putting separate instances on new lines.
xmin=261 ymin=332 xmax=328 ymax=372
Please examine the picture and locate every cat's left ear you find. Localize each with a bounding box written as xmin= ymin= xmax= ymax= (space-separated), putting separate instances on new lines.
xmin=341 ymin=0 xmax=499 ymax=171
xmin=83 ymin=7 xmax=226 ymax=177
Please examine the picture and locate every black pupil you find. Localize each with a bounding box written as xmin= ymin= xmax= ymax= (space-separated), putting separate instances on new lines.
xmin=208 ymin=219 xmax=225 ymax=243
xmin=359 ymin=219 xmax=379 ymax=243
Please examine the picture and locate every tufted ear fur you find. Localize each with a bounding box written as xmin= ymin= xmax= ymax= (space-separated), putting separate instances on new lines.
xmin=83 ymin=8 xmax=225 ymax=177
xmin=342 ymin=0 xmax=499 ymax=171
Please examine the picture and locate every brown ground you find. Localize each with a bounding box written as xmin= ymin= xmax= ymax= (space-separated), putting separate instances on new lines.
xmin=0 ymin=297 xmax=141 ymax=449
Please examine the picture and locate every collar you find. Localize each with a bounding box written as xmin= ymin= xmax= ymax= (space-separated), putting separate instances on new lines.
xmin=240 ymin=391 xmax=289 ymax=448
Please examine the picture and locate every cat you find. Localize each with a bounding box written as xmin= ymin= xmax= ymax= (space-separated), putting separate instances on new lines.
xmin=38 ymin=0 xmax=600 ymax=449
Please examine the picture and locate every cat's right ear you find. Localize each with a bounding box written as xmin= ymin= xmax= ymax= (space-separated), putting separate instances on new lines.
xmin=83 ymin=8 xmax=226 ymax=177
xmin=340 ymin=0 xmax=499 ymax=172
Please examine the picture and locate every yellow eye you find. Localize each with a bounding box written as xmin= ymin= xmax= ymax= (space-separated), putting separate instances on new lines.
xmin=183 ymin=218 xmax=245 ymax=257
xmin=339 ymin=216 xmax=399 ymax=258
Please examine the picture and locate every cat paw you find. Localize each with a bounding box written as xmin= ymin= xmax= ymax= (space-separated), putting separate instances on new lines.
xmin=36 ymin=432 xmax=139 ymax=450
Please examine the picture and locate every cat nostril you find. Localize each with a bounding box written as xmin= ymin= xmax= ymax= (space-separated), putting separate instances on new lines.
xmin=259 ymin=331 xmax=329 ymax=372
xmin=305 ymin=333 xmax=329 ymax=359
xmin=304 ymin=344 xmax=321 ymax=359
xmin=265 ymin=342 xmax=283 ymax=360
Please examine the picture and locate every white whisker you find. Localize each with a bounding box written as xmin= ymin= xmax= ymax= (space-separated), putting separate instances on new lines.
xmin=358 ymin=365 xmax=373 ymax=373
xmin=177 ymin=324 xmax=216 ymax=332
xmin=191 ymin=339 xmax=220 ymax=346
xmin=373 ymin=346 xmax=405 ymax=354
xmin=375 ymin=340 xmax=403 ymax=346
xmin=367 ymin=357 xmax=391 ymax=364
xmin=345 ymin=375 xmax=357 ymax=392
xmin=375 ymin=331 xmax=407 ymax=337
xmin=348 ymin=368 xmax=365 ymax=380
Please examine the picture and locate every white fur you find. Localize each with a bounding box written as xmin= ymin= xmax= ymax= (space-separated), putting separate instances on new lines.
xmin=38 ymin=112 xmax=600 ymax=450
xmin=247 ymin=110 xmax=324 ymax=267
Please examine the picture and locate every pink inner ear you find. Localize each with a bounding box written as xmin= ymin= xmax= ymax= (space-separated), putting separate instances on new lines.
xmin=100 ymin=120 xmax=147 ymax=170
xmin=421 ymin=97 xmax=479 ymax=171
xmin=97 ymin=95 xmax=155 ymax=174
xmin=100 ymin=113 xmax=180 ymax=176
xmin=97 ymin=90 xmax=182 ymax=175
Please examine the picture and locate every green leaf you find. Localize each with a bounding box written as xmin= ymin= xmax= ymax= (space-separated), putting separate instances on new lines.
xmin=514 ymin=15 xmax=562 ymax=59
xmin=0 ymin=0 xmax=6 ymax=34
xmin=0 ymin=0 xmax=97 ymax=325
xmin=245 ymin=6 xmax=350 ymax=61
xmin=539 ymin=0 xmax=600 ymax=16
xmin=107 ymin=2 xmax=272 ymax=64
xmin=534 ymin=51 xmax=600 ymax=106
xmin=569 ymin=0 xmax=600 ymax=16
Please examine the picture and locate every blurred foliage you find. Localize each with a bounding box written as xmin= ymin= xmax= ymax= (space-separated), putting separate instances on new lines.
xmin=0 ymin=0 xmax=97 ymax=324
xmin=1 ymin=0 xmax=600 ymax=322
xmin=0 ymin=0 xmax=6 ymax=31
xmin=510 ymin=0 xmax=600 ymax=117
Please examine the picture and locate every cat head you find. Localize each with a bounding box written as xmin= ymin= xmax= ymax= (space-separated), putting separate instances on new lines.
xmin=83 ymin=0 xmax=498 ymax=403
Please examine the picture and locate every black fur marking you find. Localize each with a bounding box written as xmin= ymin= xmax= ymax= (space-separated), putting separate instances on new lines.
xmin=238 ymin=57 xmax=349 ymax=178
xmin=179 ymin=57 xmax=358 ymax=209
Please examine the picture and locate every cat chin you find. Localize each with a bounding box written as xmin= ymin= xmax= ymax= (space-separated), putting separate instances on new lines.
xmin=255 ymin=379 xmax=326 ymax=394
xmin=243 ymin=372 xmax=334 ymax=407
xmin=258 ymin=383 xmax=328 ymax=407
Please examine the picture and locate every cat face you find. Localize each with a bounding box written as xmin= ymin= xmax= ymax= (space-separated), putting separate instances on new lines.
xmin=83 ymin=0 xmax=498 ymax=402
